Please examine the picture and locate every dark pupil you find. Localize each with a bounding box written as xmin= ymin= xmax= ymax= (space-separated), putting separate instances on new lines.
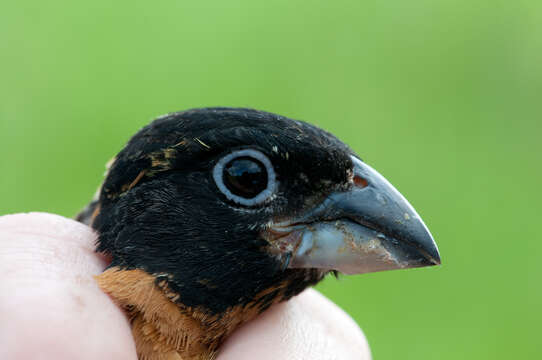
xmin=223 ymin=157 xmax=268 ymax=199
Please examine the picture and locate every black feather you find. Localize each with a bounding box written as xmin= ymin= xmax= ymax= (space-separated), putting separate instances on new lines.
xmin=90 ymin=108 xmax=356 ymax=314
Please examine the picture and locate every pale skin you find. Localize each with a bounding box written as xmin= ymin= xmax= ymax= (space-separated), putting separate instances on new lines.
xmin=0 ymin=213 xmax=371 ymax=360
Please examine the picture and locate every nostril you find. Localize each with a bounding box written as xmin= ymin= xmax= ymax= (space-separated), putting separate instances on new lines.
xmin=354 ymin=175 xmax=368 ymax=189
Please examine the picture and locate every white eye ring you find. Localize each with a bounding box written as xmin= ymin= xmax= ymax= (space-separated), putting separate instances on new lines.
xmin=213 ymin=149 xmax=277 ymax=206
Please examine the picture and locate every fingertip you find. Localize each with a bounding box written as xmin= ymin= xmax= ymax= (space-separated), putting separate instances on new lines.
xmin=218 ymin=289 xmax=371 ymax=360
xmin=0 ymin=212 xmax=97 ymax=248
xmin=0 ymin=212 xmax=137 ymax=360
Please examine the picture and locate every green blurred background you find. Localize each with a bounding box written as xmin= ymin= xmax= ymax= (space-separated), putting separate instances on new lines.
xmin=1 ymin=1 xmax=540 ymax=358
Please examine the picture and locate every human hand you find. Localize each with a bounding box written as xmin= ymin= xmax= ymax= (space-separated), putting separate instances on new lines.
xmin=0 ymin=213 xmax=370 ymax=360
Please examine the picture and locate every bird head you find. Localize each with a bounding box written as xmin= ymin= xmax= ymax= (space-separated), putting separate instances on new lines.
xmin=90 ymin=107 xmax=440 ymax=318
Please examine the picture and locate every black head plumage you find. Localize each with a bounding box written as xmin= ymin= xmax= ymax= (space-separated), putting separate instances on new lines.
xmin=90 ymin=108 xmax=357 ymax=314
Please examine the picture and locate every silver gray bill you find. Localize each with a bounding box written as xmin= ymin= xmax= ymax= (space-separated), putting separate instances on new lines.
xmin=268 ymin=156 xmax=440 ymax=275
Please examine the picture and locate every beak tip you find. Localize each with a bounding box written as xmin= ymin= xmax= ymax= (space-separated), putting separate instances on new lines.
xmin=425 ymin=243 xmax=441 ymax=266
xmin=432 ymin=252 xmax=442 ymax=266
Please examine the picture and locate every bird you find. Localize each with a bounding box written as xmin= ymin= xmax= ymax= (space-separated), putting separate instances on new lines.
xmin=76 ymin=107 xmax=440 ymax=360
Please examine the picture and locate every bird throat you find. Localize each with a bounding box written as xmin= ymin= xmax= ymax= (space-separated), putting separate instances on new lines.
xmin=96 ymin=267 xmax=287 ymax=360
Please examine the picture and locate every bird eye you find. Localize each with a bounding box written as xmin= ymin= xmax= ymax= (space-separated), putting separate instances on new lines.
xmin=213 ymin=149 xmax=277 ymax=206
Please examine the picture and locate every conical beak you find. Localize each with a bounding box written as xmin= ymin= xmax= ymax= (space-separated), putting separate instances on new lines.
xmin=267 ymin=156 xmax=440 ymax=275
